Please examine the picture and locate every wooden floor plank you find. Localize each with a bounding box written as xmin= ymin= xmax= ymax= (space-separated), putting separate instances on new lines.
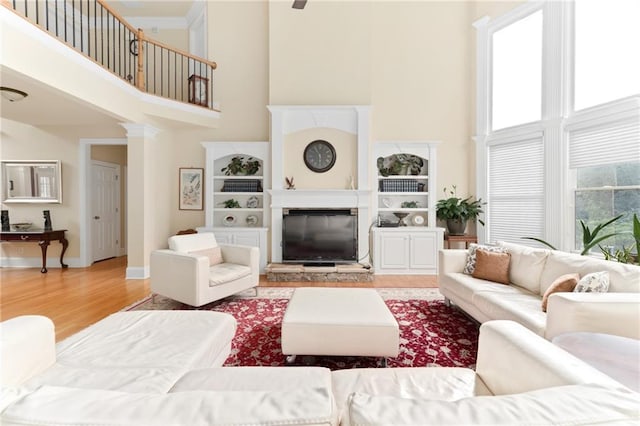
xmin=1 ymin=256 xmax=438 ymax=342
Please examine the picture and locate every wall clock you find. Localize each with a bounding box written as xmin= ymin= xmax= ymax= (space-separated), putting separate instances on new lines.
xmin=303 ymin=140 xmax=336 ymax=173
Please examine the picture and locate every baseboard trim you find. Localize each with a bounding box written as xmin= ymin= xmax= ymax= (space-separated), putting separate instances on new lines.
xmin=126 ymin=266 xmax=149 ymax=279
xmin=0 ymin=257 xmax=82 ymax=269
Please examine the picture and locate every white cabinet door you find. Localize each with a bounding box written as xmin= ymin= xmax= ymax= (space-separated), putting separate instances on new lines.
xmin=409 ymin=233 xmax=438 ymax=269
xmin=374 ymin=228 xmax=444 ymax=274
xmin=377 ymin=232 xmax=409 ymax=270
xmin=211 ymin=231 xmax=234 ymax=245
xmin=234 ymin=233 xmax=260 ymax=247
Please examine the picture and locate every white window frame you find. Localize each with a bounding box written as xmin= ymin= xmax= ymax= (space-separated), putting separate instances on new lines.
xmin=475 ymin=0 xmax=640 ymax=252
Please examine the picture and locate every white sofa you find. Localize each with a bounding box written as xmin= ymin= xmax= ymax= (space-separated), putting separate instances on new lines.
xmin=439 ymin=241 xmax=640 ymax=340
xmin=2 ymin=312 xmax=639 ymax=425
xmin=150 ymin=232 xmax=259 ymax=307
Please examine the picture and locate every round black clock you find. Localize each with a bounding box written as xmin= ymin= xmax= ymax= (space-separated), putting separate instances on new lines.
xmin=303 ymin=140 xmax=336 ymax=173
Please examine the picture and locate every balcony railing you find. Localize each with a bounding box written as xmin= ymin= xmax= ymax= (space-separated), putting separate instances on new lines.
xmin=4 ymin=0 xmax=217 ymax=110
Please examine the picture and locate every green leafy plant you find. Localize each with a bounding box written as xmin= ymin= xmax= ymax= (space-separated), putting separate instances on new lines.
xmin=600 ymin=244 xmax=634 ymax=264
xmin=435 ymin=186 xmax=485 ymax=225
xmin=523 ymin=214 xmax=623 ymax=256
xmin=578 ymin=214 xmax=623 ymax=255
xmin=377 ymin=154 xmax=424 ymax=176
xmin=220 ymin=199 xmax=241 ymax=208
xmin=600 ymin=213 xmax=640 ymax=264
xmin=401 ymin=201 xmax=419 ymax=208
xmin=221 ymin=156 xmax=260 ymax=176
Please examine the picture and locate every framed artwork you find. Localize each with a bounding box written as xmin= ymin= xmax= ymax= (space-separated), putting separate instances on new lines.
xmin=179 ymin=168 xmax=204 ymax=210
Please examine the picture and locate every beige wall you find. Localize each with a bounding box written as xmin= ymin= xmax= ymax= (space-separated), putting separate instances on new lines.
xmin=269 ymin=1 xmax=372 ymax=105
xmin=206 ymin=1 xmax=270 ymax=140
xmin=371 ymin=1 xmax=473 ymax=198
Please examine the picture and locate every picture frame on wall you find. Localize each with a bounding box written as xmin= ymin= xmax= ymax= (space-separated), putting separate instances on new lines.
xmin=179 ymin=168 xmax=204 ymax=210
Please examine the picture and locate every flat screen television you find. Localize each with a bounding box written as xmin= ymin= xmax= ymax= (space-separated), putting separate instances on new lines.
xmin=282 ymin=208 xmax=357 ymax=265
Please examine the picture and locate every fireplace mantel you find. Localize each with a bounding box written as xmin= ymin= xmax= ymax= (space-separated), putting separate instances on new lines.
xmin=269 ymin=189 xmax=371 ymax=209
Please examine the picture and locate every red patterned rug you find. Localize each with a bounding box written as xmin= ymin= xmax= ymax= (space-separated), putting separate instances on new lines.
xmin=158 ymin=297 xmax=480 ymax=370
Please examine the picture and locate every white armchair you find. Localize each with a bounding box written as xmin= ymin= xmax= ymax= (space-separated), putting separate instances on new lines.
xmin=150 ymin=232 xmax=259 ymax=307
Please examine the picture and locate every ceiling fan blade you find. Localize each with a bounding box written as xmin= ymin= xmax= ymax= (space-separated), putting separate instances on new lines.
xmin=292 ymin=0 xmax=307 ymax=9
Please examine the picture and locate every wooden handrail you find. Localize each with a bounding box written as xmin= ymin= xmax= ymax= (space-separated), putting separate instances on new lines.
xmin=95 ymin=0 xmax=138 ymax=34
xmin=3 ymin=0 xmax=217 ymax=109
xmin=94 ymin=0 xmax=216 ymax=69
xmin=143 ymin=37 xmax=217 ymax=70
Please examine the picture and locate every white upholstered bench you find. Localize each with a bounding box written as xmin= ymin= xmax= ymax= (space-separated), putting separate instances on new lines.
xmin=281 ymin=288 xmax=399 ymax=365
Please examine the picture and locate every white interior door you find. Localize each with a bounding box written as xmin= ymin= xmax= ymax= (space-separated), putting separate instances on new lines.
xmin=92 ymin=161 xmax=120 ymax=262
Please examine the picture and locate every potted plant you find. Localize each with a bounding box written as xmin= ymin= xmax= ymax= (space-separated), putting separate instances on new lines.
xmin=377 ymin=154 xmax=424 ymax=176
xmin=221 ymin=156 xmax=260 ymax=176
xmin=435 ymin=186 xmax=485 ymax=235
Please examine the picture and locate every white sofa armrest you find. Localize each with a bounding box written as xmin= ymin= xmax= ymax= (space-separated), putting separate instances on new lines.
xmin=438 ymin=249 xmax=468 ymax=275
xmin=476 ymin=321 xmax=623 ymax=396
xmin=1 ymin=315 xmax=56 ymax=386
xmin=219 ymin=244 xmax=259 ymax=270
xmin=150 ymin=250 xmax=210 ymax=304
xmin=546 ymin=292 xmax=640 ymax=341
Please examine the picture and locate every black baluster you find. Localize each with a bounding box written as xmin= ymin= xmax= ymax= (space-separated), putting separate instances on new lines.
xmin=55 ymin=0 xmax=58 ymax=37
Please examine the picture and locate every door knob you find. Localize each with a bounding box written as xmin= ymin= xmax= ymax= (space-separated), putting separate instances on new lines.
xmin=94 ymin=216 xmax=100 ymax=219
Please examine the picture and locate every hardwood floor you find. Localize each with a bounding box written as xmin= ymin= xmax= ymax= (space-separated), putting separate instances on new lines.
xmin=1 ymin=256 xmax=438 ymax=342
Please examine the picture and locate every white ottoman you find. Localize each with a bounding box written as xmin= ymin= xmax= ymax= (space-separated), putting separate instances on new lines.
xmin=281 ymin=288 xmax=399 ymax=364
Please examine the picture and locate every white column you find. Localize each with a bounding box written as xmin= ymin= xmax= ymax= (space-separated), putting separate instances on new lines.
xmin=120 ymin=123 xmax=160 ymax=279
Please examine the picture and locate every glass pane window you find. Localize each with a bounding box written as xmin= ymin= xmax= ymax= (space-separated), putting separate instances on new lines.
xmin=575 ymin=162 xmax=640 ymax=252
xmin=491 ymin=10 xmax=542 ymax=131
xmin=574 ymin=0 xmax=640 ymax=111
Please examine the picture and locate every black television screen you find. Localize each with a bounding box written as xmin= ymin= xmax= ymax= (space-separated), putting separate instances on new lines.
xmin=282 ymin=209 xmax=357 ymax=265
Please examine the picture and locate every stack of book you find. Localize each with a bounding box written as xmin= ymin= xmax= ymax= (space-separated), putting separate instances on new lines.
xmin=379 ymin=179 xmax=419 ymax=192
xmin=222 ymin=179 xmax=263 ymax=192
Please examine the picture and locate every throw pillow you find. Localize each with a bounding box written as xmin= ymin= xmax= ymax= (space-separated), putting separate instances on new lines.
xmin=472 ymin=249 xmax=511 ymax=284
xmin=574 ymin=271 xmax=610 ymax=293
xmin=463 ymin=243 xmax=508 ymax=274
xmin=541 ymin=273 xmax=580 ymax=312
xmin=190 ymin=247 xmax=223 ymax=266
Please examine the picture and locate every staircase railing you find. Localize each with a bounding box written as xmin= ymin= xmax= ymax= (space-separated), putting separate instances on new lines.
xmin=3 ymin=0 xmax=217 ymax=110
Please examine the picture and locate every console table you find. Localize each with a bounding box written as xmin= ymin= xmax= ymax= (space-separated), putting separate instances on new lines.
xmin=444 ymin=234 xmax=477 ymax=249
xmin=0 ymin=229 xmax=69 ymax=273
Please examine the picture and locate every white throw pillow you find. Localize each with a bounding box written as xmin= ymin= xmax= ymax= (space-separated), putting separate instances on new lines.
xmin=463 ymin=244 xmax=508 ymax=275
xmin=573 ymin=271 xmax=610 ymax=293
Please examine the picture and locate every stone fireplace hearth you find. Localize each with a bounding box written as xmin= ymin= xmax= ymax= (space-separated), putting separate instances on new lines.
xmin=267 ymin=105 xmax=372 ymax=264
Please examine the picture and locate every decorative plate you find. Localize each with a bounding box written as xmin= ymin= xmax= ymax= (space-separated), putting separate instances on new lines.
xmin=223 ymin=214 xmax=236 ymax=227
xmin=246 ymin=196 xmax=259 ymax=208
xmin=412 ymin=215 xmax=425 ymax=226
xmin=246 ymin=215 xmax=259 ymax=226
xmin=382 ymin=198 xmax=392 ymax=208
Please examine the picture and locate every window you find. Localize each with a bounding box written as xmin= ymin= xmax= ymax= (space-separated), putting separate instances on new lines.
xmin=575 ymin=162 xmax=640 ymax=251
xmin=476 ymin=1 xmax=640 ymax=253
xmin=574 ymin=0 xmax=640 ymax=111
xmin=491 ymin=10 xmax=542 ymax=130
xmin=487 ymin=136 xmax=544 ymax=244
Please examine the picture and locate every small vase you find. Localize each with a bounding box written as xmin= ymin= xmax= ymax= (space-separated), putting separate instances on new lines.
xmin=446 ymin=219 xmax=467 ymax=236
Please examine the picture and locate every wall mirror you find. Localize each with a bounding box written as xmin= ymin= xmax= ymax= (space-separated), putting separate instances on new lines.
xmin=2 ymin=160 xmax=62 ymax=203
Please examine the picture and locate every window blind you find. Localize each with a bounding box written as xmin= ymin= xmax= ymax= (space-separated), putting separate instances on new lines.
xmin=487 ymin=137 xmax=544 ymax=244
xmin=569 ymin=114 xmax=640 ymax=169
